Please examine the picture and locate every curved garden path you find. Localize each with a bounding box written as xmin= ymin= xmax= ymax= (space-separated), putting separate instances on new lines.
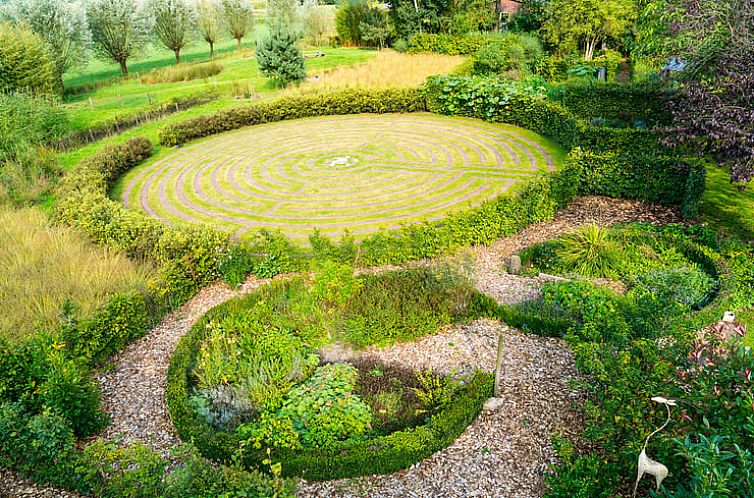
xmin=0 ymin=196 xmax=682 ymax=497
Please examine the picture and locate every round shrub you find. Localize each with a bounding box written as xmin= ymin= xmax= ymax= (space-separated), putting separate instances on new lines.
xmin=0 ymin=22 xmax=56 ymax=94
xmin=633 ymin=266 xmax=716 ymax=310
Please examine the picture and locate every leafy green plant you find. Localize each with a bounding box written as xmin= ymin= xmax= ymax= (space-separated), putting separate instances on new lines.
xmin=633 ymin=266 xmax=716 ymax=310
xmin=412 ymin=369 xmax=459 ymax=410
xmin=557 ymin=224 xmax=623 ymax=278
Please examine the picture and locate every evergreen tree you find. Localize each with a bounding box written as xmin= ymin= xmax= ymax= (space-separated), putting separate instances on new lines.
xmin=256 ymin=25 xmax=306 ymax=87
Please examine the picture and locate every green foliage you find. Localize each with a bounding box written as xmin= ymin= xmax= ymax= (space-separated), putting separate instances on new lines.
xmin=0 ymin=22 xmax=57 ymax=94
xmin=412 ymin=369 xmax=459 ymax=410
xmin=541 ymin=0 xmax=636 ymax=60
xmin=633 ymin=266 xmax=716 ymax=310
xmin=256 ymin=26 xmax=306 ymax=87
xmin=241 ymin=363 xmax=373 ymax=450
xmin=408 ymin=33 xmax=490 ymax=55
xmin=547 ymin=80 xmax=672 ymax=128
xmin=342 ymin=265 xmax=474 ymax=347
xmin=86 ymin=0 xmax=152 ymax=74
xmin=191 ymin=300 xmax=318 ymax=428
xmin=557 ymin=224 xmax=623 ymax=278
xmin=0 ymin=403 xmax=81 ymax=490
xmin=473 ymin=42 xmax=527 ymax=75
xmin=78 ymin=440 xmax=168 ymax=498
xmin=335 ymin=0 xmax=369 ymax=46
xmin=158 ymin=88 xmax=425 ymax=146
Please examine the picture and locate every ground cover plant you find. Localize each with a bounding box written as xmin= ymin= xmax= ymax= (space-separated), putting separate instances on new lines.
xmin=168 ymin=262 xmax=494 ymax=479
xmin=497 ymin=223 xmax=754 ymax=497
xmin=117 ymin=112 xmax=562 ymax=241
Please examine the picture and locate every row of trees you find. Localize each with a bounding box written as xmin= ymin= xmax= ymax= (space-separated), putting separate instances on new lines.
xmin=1 ymin=0 xmax=263 ymax=89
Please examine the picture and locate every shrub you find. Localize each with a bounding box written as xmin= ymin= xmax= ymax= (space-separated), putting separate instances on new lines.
xmin=240 ymin=363 xmax=373 ymax=450
xmin=408 ymin=33 xmax=488 ymax=55
xmin=0 ymin=93 xmax=70 ymax=162
xmin=472 ymin=42 xmax=527 ymax=75
xmin=0 ymin=22 xmax=57 ymax=94
xmin=633 ymin=266 xmax=716 ymax=310
xmin=256 ymin=26 xmax=306 ymax=87
xmin=158 ymin=88 xmax=425 ymax=146
xmin=78 ymin=440 xmax=168 ymax=498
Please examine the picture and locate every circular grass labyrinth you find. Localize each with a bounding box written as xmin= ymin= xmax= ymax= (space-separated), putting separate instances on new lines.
xmin=119 ymin=113 xmax=563 ymax=241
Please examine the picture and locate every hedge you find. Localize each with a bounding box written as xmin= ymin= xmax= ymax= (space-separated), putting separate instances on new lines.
xmin=407 ymin=33 xmax=490 ymax=55
xmin=423 ymin=75 xmax=705 ymax=217
xmin=547 ymin=81 xmax=674 ymax=128
xmin=158 ymin=88 xmax=425 ymax=146
xmin=166 ymin=284 xmax=494 ymax=480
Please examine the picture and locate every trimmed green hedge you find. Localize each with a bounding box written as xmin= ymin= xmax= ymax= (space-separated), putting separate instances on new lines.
xmin=423 ymin=75 xmax=705 ymax=217
xmin=407 ymin=33 xmax=490 ymax=55
xmin=167 ymin=282 xmax=494 ymax=480
xmin=158 ymin=88 xmax=425 ymax=147
xmin=547 ymin=81 xmax=673 ymax=128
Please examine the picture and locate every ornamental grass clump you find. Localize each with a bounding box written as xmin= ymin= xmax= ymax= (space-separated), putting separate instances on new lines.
xmin=557 ymin=224 xmax=623 ymax=278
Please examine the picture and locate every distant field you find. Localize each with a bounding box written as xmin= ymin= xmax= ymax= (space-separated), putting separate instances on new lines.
xmin=115 ymin=113 xmax=564 ymax=242
xmin=0 ymin=207 xmax=153 ymax=343
xmin=62 ymin=39 xmax=375 ymax=130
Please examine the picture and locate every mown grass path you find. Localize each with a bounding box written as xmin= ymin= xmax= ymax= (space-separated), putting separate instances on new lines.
xmin=120 ymin=113 xmax=563 ymax=241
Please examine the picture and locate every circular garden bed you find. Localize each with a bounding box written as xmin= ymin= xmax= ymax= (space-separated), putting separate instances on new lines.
xmin=167 ymin=264 xmax=496 ymax=480
xmin=119 ymin=113 xmax=562 ymax=241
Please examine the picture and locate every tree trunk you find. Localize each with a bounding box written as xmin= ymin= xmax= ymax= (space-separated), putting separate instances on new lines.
xmin=209 ymin=41 xmax=215 ymax=58
xmin=175 ymin=50 xmax=181 ymax=64
xmin=584 ymin=38 xmax=596 ymax=61
xmin=119 ymin=58 xmax=128 ymax=75
xmin=236 ymin=37 xmax=241 ymax=50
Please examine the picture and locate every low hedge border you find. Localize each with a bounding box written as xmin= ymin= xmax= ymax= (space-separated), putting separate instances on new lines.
xmin=166 ymin=282 xmax=494 ymax=480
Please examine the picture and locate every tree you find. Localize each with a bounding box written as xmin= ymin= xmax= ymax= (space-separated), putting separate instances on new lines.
xmin=302 ymin=0 xmax=331 ymax=46
xmin=0 ymin=21 xmax=56 ymax=94
xmin=256 ymin=25 xmax=305 ymax=87
xmin=662 ymin=0 xmax=754 ymax=184
xmin=87 ymin=0 xmax=151 ymax=75
xmin=266 ymin=0 xmax=298 ymax=27
xmin=196 ymin=0 xmax=220 ymax=57
xmin=149 ymin=0 xmax=194 ymax=64
xmin=449 ymin=0 xmax=495 ymax=34
xmin=541 ymin=0 xmax=636 ymax=60
xmin=221 ymin=0 xmax=253 ymax=49
xmin=8 ymin=0 xmax=90 ymax=91
xmin=359 ymin=2 xmax=391 ymax=49
xmin=335 ymin=0 xmax=369 ymax=46
xmin=509 ymin=0 xmax=547 ymax=33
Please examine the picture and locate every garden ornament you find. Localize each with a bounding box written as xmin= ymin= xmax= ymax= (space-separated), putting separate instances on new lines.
xmin=633 ymin=396 xmax=675 ymax=497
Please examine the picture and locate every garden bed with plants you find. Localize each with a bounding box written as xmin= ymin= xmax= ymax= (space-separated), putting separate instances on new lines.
xmin=490 ymin=223 xmax=754 ymax=497
xmin=168 ymin=263 xmax=495 ymax=480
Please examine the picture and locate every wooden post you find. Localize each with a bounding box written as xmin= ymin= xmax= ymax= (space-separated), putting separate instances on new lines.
xmin=494 ymin=333 xmax=504 ymax=397
xmin=88 ymin=97 xmax=94 ymax=109
xmin=147 ymin=93 xmax=152 ymax=105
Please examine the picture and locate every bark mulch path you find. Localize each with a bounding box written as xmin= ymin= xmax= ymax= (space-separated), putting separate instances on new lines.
xmin=0 ymin=196 xmax=681 ymax=497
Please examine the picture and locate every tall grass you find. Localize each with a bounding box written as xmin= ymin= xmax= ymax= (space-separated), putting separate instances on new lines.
xmin=0 ymin=207 xmax=154 ymax=343
xmin=289 ymin=51 xmax=466 ymax=93
xmin=140 ymin=62 xmax=224 ymax=84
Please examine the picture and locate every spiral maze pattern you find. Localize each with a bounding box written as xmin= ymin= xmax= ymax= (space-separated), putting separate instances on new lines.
xmin=122 ymin=114 xmax=558 ymax=240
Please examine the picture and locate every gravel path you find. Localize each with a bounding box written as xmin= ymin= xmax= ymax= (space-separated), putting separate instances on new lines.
xmin=304 ymin=319 xmax=583 ymax=498
xmin=0 ymin=196 xmax=681 ymax=497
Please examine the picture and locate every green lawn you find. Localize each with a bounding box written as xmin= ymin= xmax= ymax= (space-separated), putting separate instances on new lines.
xmin=62 ymin=38 xmax=375 ymax=130
xmin=701 ymin=165 xmax=754 ymax=243
xmin=113 ymin=113 xmax=565 ymax=242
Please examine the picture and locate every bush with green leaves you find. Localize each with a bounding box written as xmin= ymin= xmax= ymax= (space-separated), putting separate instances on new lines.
xmin=0 ymin=22 xmax=57 ymax=94
xmin=240 ymin=363 xmax=373 ymax=450
xmin=256 ymin=26 xmax=306 ymax=87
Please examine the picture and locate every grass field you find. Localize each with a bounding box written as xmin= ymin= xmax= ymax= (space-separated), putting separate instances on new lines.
xmin=0 ymin=207 xmax=153 ymax=343
xmin=62 ymin=38 xmax=375 ymax=130
xmin=114 ymin=113 xmax=565 ymax=241
xmin=701 ymin=165 xmax=754 ymax=243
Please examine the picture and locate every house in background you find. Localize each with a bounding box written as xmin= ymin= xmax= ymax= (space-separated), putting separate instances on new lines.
xmin=496 ymin=0 xmax=522 ymax=28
